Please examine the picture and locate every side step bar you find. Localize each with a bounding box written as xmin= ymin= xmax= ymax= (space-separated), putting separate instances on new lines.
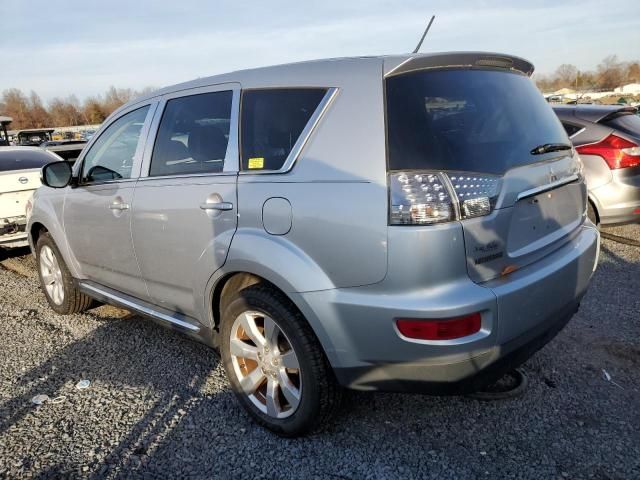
xmin=78 ymin=281 xmax=201 ymax=333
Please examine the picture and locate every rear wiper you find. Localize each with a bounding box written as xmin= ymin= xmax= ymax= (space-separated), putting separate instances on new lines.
xmin=530 ymin=143 xmax=572 ymax=155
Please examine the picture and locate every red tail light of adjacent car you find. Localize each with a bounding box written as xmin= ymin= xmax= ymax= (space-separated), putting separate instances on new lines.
xmin=576 ymin=134 xmax=640 ymax=170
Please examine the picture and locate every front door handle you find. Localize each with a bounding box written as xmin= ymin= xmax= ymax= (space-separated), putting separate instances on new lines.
xmin=200 ymin=202 xmax=233 ymax=211
xmin=109 ymin=202 xmax=130 ymax=211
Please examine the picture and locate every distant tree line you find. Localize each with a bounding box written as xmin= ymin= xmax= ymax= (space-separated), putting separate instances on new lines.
xmin=0 ymin=86 xmax=155 ymax=130
xmin=534 ymin=55 xmax=640 ymax=93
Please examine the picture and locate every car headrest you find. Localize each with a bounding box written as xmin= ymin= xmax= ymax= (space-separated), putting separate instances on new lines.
xmin=163 ymin=139 xmax=189 ymax=162
xmin=188 ymin=125 xmax=227 ymax=162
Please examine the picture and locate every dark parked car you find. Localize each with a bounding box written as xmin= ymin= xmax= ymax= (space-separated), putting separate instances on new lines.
xmin=553 ymin=105 xmax=640 ymax=225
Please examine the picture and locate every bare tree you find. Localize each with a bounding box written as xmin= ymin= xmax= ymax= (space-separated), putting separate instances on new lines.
xmin=82 ymin=97 xmax=107 ymax=124
xmin=555 ymin=64 xmax=578 ymax=88
xmin=0 ymin=86 xmax=159 ymax=129
xmin=597 ymin=55 xmax=624 ymax=90
xmin=28 ymin=91 xmax=52 ymax=128
xmin=625 ymin=62 xmax=640 ymax=83
xmin=1 ymin=88 xmax=31 ymax=129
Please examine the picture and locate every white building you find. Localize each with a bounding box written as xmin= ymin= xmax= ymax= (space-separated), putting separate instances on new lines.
xmin=614 ymin=83 xmax=640 ymax=94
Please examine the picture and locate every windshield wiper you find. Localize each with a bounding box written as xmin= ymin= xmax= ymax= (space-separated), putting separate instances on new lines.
xmin=530 ymin=143 xmax=572 ymax=155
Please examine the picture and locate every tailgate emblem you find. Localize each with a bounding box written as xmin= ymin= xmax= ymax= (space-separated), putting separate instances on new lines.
xmin=18 ymin=177 xmax=28 ymax=184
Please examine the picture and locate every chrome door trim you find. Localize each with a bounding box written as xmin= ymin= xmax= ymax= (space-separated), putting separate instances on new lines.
xmin=516 ymin=174 xmax=580 ymax=201
xmin=238 ymin=86 xmax=339 ymax=176
xmin=79 ymin=281 xmax=201 ymax=332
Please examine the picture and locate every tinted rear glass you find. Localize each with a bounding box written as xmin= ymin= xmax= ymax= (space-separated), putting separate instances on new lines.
xmin=241 ymin=88 xmax=326 ymax=171
xmin=0 ymin=149 xmax=55 ymax=172
xmin=604 ymin=113 xmax=640 ymax=139
xmin=562 ymin=122 xmax=583 ymax=137
xmin=386 ymin=69 xmax=569 ymax=175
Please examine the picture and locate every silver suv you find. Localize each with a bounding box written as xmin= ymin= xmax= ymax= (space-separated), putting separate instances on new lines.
xmin=29 ymin=52 xmax=600 ymax=436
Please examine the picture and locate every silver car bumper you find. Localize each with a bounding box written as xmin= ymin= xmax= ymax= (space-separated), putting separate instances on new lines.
xmin=296 ymin=225 xmax=599 ymax=392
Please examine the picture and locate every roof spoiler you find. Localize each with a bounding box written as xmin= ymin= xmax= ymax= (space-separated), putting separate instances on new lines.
xmin=599 ymin=106 xmax=639 ymax=123
xmin=385 ymin=52 xmax=535 ymax=77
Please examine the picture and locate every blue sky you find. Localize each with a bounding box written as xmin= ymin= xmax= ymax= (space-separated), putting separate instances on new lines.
xmin=2 ymin=0 xmax=639 ymax=101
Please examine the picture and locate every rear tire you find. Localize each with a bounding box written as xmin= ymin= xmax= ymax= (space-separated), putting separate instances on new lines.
xmin=220 ymin=284 xmax=341 ymax=437
xmin=36 ymin=232 xmax=93 ymax=315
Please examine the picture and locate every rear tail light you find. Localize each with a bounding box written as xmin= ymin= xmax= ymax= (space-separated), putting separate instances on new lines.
xmin=389 ymin=171 xmax=501 ymax=225
xmin=575 ymin=134 xmax=640 ymax=169
xmin=396 ymin=313 xmax=482 ymax=341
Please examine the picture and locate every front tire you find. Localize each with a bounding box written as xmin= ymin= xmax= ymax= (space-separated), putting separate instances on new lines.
xmin=220 ymin=284 xmax=341 ymax=436
xmin=36 ymin=232 xmax=93 ymax=315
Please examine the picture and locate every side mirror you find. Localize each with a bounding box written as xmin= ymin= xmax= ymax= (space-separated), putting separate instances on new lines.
xmin=41 ymin=161 xmax=73 ymax=188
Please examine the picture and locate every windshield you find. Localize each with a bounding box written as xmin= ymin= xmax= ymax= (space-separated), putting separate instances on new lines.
xmin=386 ymin=69 xmax=569 ymax=175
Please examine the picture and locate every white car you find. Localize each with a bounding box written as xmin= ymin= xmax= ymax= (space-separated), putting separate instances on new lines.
xmin=0 ymin=147 xmax=60 ymax=248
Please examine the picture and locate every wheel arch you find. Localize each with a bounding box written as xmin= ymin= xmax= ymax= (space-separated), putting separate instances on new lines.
xmin=29 ymin=221 xmax=48 ymax=251
xmin=207 ymin=268 xmax=339 ymax=367
xmin=587 ymin=194 xmax=600 ymax=225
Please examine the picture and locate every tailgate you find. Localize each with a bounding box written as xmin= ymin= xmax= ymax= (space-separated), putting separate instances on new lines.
xmin=462 ymin=155 xmax=586 ymax=283
xmin=0 ymin=170 xmax=41 ymax=218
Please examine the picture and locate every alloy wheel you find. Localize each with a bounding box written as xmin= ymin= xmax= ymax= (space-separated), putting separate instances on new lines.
xmin=40 ymin=245 xmax=64 ymax=305
xmin=229 ymin=311 xmax=302 ymax=419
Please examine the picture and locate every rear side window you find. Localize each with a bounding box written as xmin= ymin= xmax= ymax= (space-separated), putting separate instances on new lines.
xmin=150 ymin=91 xmax=233 ymax=176
xmin=241 ymin=89 xmax=326 ymax=171
xmin=0 ymin=149 xmax=56 ymax=171
xmin=562 ymin=122 xmax=583 ymax=137
xmin=386 ymin=69 xmax=569 ymax=175
xmin=603 ymin=113 xmax=640 ymax=139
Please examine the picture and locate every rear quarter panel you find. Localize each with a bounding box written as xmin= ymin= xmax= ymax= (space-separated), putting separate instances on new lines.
xmin=227 ymin=59 xmax=389 ymax=292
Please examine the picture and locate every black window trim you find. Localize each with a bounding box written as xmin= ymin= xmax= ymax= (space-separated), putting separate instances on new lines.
xmin=74 ymin=102 xmax=157 ymax=187
xmin=238 ymin=86 xmax=339 ymax=175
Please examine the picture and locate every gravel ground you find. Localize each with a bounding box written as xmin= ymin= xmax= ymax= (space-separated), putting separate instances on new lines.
xmin=0 ymin=226 xmax=639 ymax=479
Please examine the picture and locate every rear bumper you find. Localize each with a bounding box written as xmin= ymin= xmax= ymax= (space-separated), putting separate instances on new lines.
xmin=333 ymin=298 xmax=580 ymax=394
xmin=297 ymin=225 xmax=599 ymax=392
xmin=0 ymin=217 xmax=28 ymax=248
xmin=591 ymin=171 xmax=640 ymax=225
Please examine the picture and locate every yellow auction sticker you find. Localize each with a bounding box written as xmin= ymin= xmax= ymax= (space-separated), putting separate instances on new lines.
xmin=248 ymin=157 xmax=264 ymax=169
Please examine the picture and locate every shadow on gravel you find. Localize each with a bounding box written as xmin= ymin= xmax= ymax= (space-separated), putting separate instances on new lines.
xmin=2 ymin=226 xmax=639 ymax=478
xmin=0 ymin=246 xmax=32 ymax=262
xmin=0 ymin=311 xmax=221 ymax=478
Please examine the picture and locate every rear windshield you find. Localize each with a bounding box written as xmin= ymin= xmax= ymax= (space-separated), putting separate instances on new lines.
xmin=0 ymin=149 xmax=55 ymax=172
xmin=386 ymin=69 xmax=569 ymax=175
xmin=603 ymin=113 xmax=640 ymax=139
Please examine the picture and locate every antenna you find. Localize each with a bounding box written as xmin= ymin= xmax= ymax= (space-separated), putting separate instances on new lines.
xmin=412 ymin=15 xmax=435 ymax=54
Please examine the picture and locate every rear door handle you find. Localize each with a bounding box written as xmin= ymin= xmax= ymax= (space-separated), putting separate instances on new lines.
xmin=199 ymin=202 xmax=233 ymax=211
xmin=109 ymin=202 xmax=130 ymax=211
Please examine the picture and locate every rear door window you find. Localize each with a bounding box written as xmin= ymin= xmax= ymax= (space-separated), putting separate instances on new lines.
xmin=150 ymin=91 xmax=233 ymax=176
xmin=386 ymin=69 xmax=569 ymax=175
xmin=240 ymin=89 xmax=326 ymax=171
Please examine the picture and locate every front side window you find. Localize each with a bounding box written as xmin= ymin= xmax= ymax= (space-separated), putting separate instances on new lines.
xmin=81 ymin=106 xmax=150 ymax=183
xmin=150 ymin=91 xmax=233 ymax=176
xmin=241 ymin=88 xmax=326 ymax=171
